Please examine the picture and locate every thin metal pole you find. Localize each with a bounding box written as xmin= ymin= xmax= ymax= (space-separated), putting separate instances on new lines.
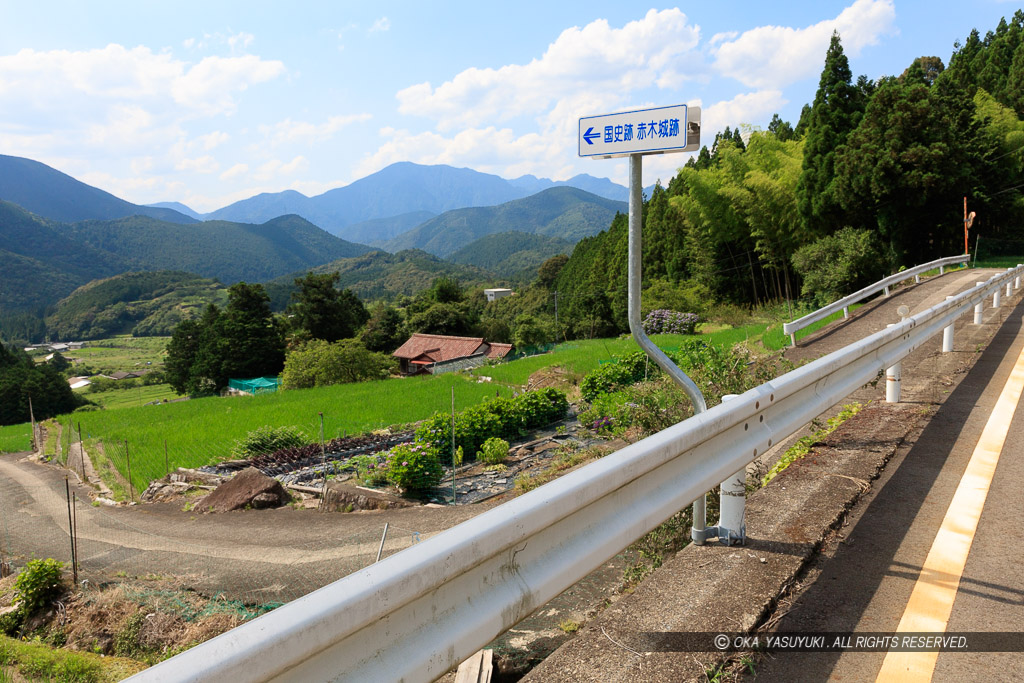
xmin=375 ymin=522 xmax=390 ymax=563
xmin=77 ymin=422 xmax=84 ymax=480
xmin=28 ymin=396 xmax=35 ymax=451
xmin=318 ymin=413 xmax=327 ymax=512
xmin=451 ymin=386 xmax=456 ymax=504
xmin=65 ymin=477 xmax=77 ymax=584
xmin=72 ymin=492 xmax=79 ymax=583
xmin=626 ymin=153 xmax=708 ymax=544
xmin=125 ymin=439 xmax=134 ymax=502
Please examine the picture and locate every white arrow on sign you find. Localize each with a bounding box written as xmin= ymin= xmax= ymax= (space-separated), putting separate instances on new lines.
xmin=579 ymin=104 xmax=700 ymax=158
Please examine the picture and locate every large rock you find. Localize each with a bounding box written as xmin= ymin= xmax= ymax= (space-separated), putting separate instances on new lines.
xmin=197 ymin=467 xmax=289 ymax=513
xmin=322 ymin=482 xmax=416 ymax=512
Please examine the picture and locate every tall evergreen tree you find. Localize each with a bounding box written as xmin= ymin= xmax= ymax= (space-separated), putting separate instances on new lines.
xmin=795 ymin=31 xmax=864 ymax=236
xmin=288 ymin=272 xmax=368 ymax=342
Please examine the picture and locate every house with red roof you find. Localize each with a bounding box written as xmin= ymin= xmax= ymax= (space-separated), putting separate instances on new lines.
xmin=392 ymin=334 xmax=512 ymax=375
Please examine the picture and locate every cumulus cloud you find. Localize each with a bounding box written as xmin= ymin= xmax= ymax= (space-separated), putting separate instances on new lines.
xmin=253 ymin=155 xmax=308 ymax=181
xmin=370 ymin=17 xmax=391 ymax=33
xmin=175 ymin=155 xmax=219 ymax=173
xmin=220 ymin=163 xmax=249 ymax=180
xmin=396 ymin=9 xmax=704 ymax=131
xmin=261 ymin=113 xmax=372 ymax=146
xmin=0 ymin=44 xmax=285 ymax=125
xmin=704 ymin=90 xmax=787 ymax=132
xmin=712 ymin=0 xmax=896 ymax=88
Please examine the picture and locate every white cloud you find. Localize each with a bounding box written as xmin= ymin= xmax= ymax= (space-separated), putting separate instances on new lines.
xmin=197 ymin=130 xmax=229 ymax=150
xmin=261 ymin=113 xmax=372 ymax=146
xmin=370 ymin=17 xmax=391 ymax=33
xmin=396 ymin=9 xmax=703 ymax=131
xmin=704 ymin=91 xmax=787 ymax=133
xmin=0 ymin=44 xmax=285 ymax=125
xmin=220 ymin=163 xmax=249 ymax=180
xmin=253 ymin=155 xmax=308 ymax=181
xmin=712 ymin=0 xmax=896 ymax=89
xmin=175 ymin=155 xmax=219 ymax=173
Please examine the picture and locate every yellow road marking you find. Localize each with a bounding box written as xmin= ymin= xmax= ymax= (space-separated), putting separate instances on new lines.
xmin=876 ymin=342 xmax=1024 ymax=682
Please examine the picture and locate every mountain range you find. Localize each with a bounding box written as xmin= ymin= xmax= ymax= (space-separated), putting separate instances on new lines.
xmin=0 ymin=153 xmax=628 ymax=329
xmin=0 ymin=154 xmax=195 ymax=224
xmin=198 ymin=161 xmax=634 ymax=243
xmin=0 ymin=200 xmax=370 ymax=313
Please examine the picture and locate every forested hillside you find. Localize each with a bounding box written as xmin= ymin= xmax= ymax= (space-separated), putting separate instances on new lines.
xmin=448 ymin=231 xmax=573 ymax=279
xmin=65 ymin=214 xmax=372 ymax=284
xmin=528 ymin=21 xmax=1024 ymax=339
xmin=0 ymin=154 xmax=194 ymax=224
xmin=45 ymin=271 xmax=229 ymax=340
xmin=0 ymin=201 xmax=128 ymax=313
xmin=264 ymin=249 xmax=492 ymax=309
xmin=382 ymin=186 xmax=626 ymax=256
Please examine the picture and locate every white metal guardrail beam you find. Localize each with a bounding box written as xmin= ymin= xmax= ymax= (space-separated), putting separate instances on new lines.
xmin=782 ymin=254 xmax=971 ymax=346
xmin=128 ymin=266 xmax=1022 ymax=683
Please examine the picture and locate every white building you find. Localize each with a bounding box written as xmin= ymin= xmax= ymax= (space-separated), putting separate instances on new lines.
xmin=484 ymin=288 xmax=513 ymax=303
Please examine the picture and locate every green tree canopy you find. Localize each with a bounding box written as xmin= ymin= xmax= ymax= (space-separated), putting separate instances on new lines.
xmin=287 ymin=272 xmax=369 ymax=342
xmin=795 ymin=31 xmax=865 ymax=236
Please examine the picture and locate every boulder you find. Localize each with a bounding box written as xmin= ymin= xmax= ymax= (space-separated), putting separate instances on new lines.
xmin=322 ymin=482 xmax=416 ymax=512
xmin=197 ymin=467 xmax=289 ymax=513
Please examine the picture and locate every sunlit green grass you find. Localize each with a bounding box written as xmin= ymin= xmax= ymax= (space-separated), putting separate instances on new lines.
xmin=66 ymin=373 xmax=512 ymax=495
xmin=82 ymin=383 xmax=183 ymax=410
xmin=0 ymin=423 xmax=31 ymax=453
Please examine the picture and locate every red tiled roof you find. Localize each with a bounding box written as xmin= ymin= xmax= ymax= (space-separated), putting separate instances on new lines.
xmin=486 ymin=343 xmax=513 ymax=359
xmin=393 ymin=334 xmax=487 ymax=362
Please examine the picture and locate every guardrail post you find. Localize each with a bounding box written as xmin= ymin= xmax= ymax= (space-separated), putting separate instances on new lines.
xmin=886 ymin=324 xmax=901 ymax=403
xmin=975 ymin=282 xmax=986 ymax=324
xmin=884 ymin=285 xmax=890 ymax=297
xmin=940 ymin=265 xmax=945 ymax=275
xmin=994 ymin=287 xmax=1001 ymax=308
xmin=1016 ymin=265 xmax=1021 ymax=290
xmin=716 ymin=394 xmax=745 ymax=546
xmin=1006 ymin=269 xmax=1013 ymax=298
xmin=915 ymin=274 xmax=920 ymax=284
xmin=942 ymin=296 xmax=955 ymax=353
xmin=843 ymin=306 xmax=849 ymax=319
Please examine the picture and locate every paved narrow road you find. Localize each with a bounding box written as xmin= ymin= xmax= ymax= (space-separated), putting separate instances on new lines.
xmin=754 ymin=270 xmax=1024 ymax=681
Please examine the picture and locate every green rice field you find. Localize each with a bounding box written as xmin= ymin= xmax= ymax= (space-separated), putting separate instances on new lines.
xmin=63 ymin=372 xmax=513 ymax=495
xmin=0 ymin=423 xmax=31 ymax=453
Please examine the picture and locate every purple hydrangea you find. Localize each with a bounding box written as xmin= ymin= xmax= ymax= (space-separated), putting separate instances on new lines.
xmin=642 ymin=309 xmax=700 ymax=335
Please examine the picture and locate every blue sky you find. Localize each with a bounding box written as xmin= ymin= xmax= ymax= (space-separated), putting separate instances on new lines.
xmin=0 ymin=1 xmax=1018 ymax=212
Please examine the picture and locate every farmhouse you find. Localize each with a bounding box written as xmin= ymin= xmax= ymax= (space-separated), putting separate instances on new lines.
xmin=392 ymin=334 xmax=512 ymax=375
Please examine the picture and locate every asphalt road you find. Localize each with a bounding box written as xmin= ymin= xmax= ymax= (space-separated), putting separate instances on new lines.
xmin=755 ymin=271 xmax=1024 ymax=682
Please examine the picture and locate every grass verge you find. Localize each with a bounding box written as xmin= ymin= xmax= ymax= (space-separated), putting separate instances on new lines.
xmin=0 ymin=635 xmax=145 ymax=682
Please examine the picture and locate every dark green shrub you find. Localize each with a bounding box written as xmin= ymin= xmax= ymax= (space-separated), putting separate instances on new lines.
xmin=791 ymin=227 xmax=886 ymax=306
xmin=13 ymin=558 xmax=64 ymax=615
xmin=415 ymin=388 xmax=569 ymax=463
xmin=477 ymin=437 xmax=510 ymax=465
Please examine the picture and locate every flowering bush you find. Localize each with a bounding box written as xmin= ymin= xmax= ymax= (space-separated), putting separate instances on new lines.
xmin=642 ymin=309 xmax=700 ymax=335
xmin=384 ymin=441 xmax=443 ymax=492
xmin=348 ymin=454 xmax=389 ymax=486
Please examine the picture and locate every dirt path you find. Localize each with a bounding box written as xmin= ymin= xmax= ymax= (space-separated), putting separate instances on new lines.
xmin=0 ymin=453 xmax=500 ymax=602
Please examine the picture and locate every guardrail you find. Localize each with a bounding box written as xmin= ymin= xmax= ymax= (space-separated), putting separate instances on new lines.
xmin=128 ymin=265 xmax=1023 ymax=683
xmin=782 ymin=254 xmax=971 ymax=347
